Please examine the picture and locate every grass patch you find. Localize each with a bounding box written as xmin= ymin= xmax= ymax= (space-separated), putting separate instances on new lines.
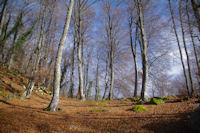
xmin=132 ymin=105 xmax=148 ymax=112
xmin=151 ymin=105 xmax=156 ymax=108
xmin=89 ymin=109 xmax=109 ymax=112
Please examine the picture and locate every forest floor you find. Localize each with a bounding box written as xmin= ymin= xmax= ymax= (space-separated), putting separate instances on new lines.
xmin=0 ymin=65 xmax=199 ymax=133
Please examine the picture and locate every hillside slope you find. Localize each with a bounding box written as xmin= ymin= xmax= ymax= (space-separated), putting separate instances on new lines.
xmin=0 ymin=65 xmax=199 ymax=133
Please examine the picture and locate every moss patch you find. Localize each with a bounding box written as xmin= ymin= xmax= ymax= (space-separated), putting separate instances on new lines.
xmin=132 ymin=105 xmax=148 ymax=112
xmin=150 ymin=97 xmax=164 ymax=105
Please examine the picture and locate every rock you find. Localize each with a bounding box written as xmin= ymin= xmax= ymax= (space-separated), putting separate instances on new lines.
xmin=189 ymin=104 xmax=200 ymax=132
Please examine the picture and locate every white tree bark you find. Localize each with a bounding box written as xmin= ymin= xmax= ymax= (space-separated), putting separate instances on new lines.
xmin=76 ymin=0 xmax=85 ymax=101
xmin=47 ymin=0 xmax=74 ymax=111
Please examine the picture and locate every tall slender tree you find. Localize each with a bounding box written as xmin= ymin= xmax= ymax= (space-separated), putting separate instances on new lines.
xmin=128 ymin=2 xmax=139 ymax=97
xmin=22 ymin=1 xmax=47 ymax=98
xmin=186 ymin=1 xmax=200 ymax=71
xmin=95 ymin=51 xmax=100 ymax=100
xmin=179 ymin=1 xmax=194 ymax=95
xmin=46 ymin=0 xmax=74 ymax=111
xmin=168 ymin=0 xmax=190 ymax=96
xmin=135 ymin=0 xmax=148 ymax=101
xmin=103 ymin=0 xmax=115 ymax=100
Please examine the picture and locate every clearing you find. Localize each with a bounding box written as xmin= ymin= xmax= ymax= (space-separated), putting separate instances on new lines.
xmin=0 ymin=66 xmax=199 ymax=133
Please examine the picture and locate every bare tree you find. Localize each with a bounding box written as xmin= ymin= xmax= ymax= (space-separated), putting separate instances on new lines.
xmin=76 ymin=0 xmax=85 ymax=100
xmin=73 ymin=0 xmax=95 ymax=100
xmin=168 ymin=0 xmax=190 ymax=96
xmin=135 ymin=0 xmax=148 ymax=101
xmin=103 ymin=0 xmax=115 ymax=100
xmin=21 ymin=1 xmax=47 ymax=98
xmin=179 ymin=1 xmax=194 ymax=95
xmin=186 ymin=1 xmax=200 ymax=71
xmin=127 ymin=1 xmax=139 ymax=97
xmin=46 ymin=0 xmax=74 ymax=111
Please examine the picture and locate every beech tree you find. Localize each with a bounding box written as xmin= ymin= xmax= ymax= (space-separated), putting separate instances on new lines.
xmin=179 ymin=1 xmax=194 ymax=95
xmin=135 ymin=0 xmax=148 ymax=101
xmin=103 ymin=0 xmax=116 ymax=100
xmin=186 ymin=1 xmax=200 ymax=71
xmin=22 ymin=0 xmax=47 ymax=98
xmin=46 ymin=0 xmax=74 ymax=111
xmin=168 ymin=0 xmax=190 ymax=96
xmin=127 ymin=1 xmax=139 ymax=97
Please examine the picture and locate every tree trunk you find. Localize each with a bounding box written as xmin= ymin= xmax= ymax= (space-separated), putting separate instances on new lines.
xmin=109 ymin=46 xmax=114 ymax=100
xmin=186 ymin=1 xmax=200 ymax=71
xmin=8 ymin=29 xmax=18 ymax=70
xmin=77 ymin=39 xmax=85 ymax=100
xmin=107 ymin=1 xmax=114 ymax=100
xmin=133 ymin=52 xmax=138 ymax=97
xmin=136 ymin=0 xmax=148 ymax=101
xmin=22 ymin=2 xmax=46 ymax=98
xmin=0 ymin=0 xmax=8 ymax=36
xmin=69 ymin=33 xmax=76 ymax=98
xmin=77 ymin=0 xmax=85 ymax=101
xmin=168 ymin=0 xmax=190 ymax=96
xmin=102 ymin=58 xmax=109 ymax=100
xmin=179 ymin=2 xmax=194 ymax=96
xmin=84 ymin=48 xmax=92 ymax=98
xmin=21 ymin=78 xmax=35 ymax=99
xmin=129 ymin=10 xmax=139 ymax=97
xmin=46 ymin=0 xmax=74 ymax=111
xmin=95 ymin=53 xmax=100 ymax=101
xmin=1 ymin=14 xmax=10 ymax=61
xmin=191 ymin=0 xmax=200 ymax=32
xmin=81 ymin=36 xmax=85 ymax=94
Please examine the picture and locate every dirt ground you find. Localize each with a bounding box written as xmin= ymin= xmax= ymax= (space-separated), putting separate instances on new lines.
xmin=0 ymin=66 xmax=199 ymax=133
